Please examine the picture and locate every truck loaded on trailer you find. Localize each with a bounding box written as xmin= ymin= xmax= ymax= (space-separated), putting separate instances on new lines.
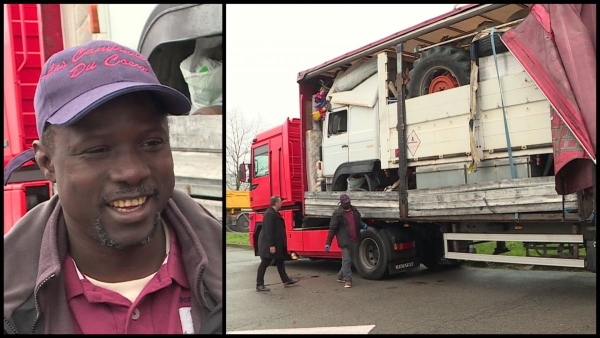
xmin=240 ymin=4 xmax=596 ymax=279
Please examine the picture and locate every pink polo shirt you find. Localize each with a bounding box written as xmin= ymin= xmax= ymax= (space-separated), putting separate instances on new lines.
xmin=63 ymin=224 xmax=195 ymax=334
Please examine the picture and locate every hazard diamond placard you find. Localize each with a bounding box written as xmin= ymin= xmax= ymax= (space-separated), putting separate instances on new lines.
xmin=406 ymin=130 xmax=420 ymax=157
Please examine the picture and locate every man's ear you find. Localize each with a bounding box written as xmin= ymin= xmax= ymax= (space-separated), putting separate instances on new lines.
xmin=33 ymin=140 xmax=56 ymax=183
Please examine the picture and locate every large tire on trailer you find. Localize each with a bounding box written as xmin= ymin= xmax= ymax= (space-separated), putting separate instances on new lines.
xmin=355 ymin=227 xmax=392 ymax=280
xmin=477 ymin=32 xmax=508 ymax=58
xmin=477 ymin=10 xmax=529 ymax=58
xmin=407 ymin=45 xmax=471 ymax=99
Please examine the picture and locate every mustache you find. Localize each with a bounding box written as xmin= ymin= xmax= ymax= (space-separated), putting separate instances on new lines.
xmin=101 ymin=185 xmax=159 ymax=206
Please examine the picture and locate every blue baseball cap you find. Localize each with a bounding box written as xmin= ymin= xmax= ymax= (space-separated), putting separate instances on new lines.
xmin=4 ymin=40 xmax=191 ymax=186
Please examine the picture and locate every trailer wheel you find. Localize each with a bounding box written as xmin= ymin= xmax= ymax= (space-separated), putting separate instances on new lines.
xmin=233 ymin=212 xmax=250 ymax=233
xmin=407 ymin=45 xmax=471 ymax=99
xmin=355 ymin=227 xmax=391 ymax=280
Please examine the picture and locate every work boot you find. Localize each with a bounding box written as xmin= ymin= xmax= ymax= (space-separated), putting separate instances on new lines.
xmin=283 ymin=279 xmax=298 ymax=287
xmin=336 ymin=277 xmax=346 ymax=283
xmin=344 ymin=280 xmax=352 ymax=288
xmin=256 ymin=285 xmax=270 ymax=292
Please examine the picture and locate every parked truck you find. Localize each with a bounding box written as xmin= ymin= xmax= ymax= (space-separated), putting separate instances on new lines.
xmin=225 ymin=190 xmax=251 ymax=232
xmin=4 ymin=4 xmax=223 ymax=234
xmin=240 ymin=3 xmax=596 ymax=279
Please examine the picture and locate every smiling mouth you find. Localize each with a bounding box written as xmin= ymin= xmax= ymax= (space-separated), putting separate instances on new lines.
xmin=108 ymin=196 xmax=148 ymax=213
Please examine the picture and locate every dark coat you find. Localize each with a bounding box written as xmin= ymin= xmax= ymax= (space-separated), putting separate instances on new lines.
xmin=258 ymin=207 xmax=286 ymax=260
xmin=326 ymin=205 xmax=362 ymax=248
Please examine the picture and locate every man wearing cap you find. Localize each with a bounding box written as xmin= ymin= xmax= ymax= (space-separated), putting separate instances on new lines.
xmin=3 ymin=40 xmax=222 ymax=334
xmin=325 ymin=194 xmax=367 ymax=288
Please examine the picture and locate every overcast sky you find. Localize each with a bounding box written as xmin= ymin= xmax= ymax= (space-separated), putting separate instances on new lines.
xmin=226 ymin=4 xmax=460 ymax=133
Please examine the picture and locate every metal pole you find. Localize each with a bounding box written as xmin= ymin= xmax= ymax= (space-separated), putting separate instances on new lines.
xmin=395 ymin=43 xmax=408 ymax=220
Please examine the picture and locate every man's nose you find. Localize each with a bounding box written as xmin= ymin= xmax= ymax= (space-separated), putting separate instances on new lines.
xmin=109 ymin=148 xmax=151 ymax=186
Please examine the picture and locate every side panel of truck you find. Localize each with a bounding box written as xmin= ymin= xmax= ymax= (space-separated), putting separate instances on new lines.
xmin=4 ymin=188 xmax=26 ymax=234
xmin=4 ymin=4 xmax=46 ymax=166
xmin=4 ymin=4 xmax=61 ymax=234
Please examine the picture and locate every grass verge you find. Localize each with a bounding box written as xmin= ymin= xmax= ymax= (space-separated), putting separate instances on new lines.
xmin=462 ymin=241 xmax=588 ymax=272
xmin=226 ymin=233 xmax=251 ymax=247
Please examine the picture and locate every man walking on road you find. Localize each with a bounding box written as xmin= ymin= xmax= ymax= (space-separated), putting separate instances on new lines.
xmin=325 ymin=194 xmax=367 ymax=288
xmin=256 ymin=196 xmax=298 ymax=292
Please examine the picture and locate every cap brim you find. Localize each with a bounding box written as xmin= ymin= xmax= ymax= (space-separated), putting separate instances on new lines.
xmin=4 ymin=149 xmax=36 ymax=186
xmin=46 ymin=82 xmax=191 ymax=127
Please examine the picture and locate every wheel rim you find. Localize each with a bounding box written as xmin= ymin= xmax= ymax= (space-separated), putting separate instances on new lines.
xmin=420 ymin=67 xmax=459 ymax=95
xmin=359 ymin=238 xmax=380 ymax=270
xmin=238 ymin=214 xmax=250 ymax=231
xmin=428 ymin=72 xmax=458 ymax=94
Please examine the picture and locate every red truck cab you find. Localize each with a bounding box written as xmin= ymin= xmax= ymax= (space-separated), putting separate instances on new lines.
xmin=241 ymin=118 xmax=351 ymax=258
xmin=4 ymin=4 xmax=63 ymax=234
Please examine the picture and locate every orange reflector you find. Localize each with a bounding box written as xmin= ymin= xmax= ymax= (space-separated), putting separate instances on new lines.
xmin=514 ymin=225 xmax=523 ymax=230
xmin=394 ymin=241 xmax=414 ymax=251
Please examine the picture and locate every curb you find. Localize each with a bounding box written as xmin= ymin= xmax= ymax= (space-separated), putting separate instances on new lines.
xmin=226 ymin=244 xmax=253 ymax=250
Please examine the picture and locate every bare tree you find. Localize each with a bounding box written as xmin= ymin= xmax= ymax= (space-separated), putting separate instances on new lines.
xmin=226 ymin=107 xmax=261 ymax=190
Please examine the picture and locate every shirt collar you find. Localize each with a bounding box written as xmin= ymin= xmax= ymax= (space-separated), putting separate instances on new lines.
xmin=63 ymin=219 xmax=190 ymax=301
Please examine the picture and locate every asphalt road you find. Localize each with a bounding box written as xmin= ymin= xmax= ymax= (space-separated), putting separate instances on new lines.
xmin=226 ymin=246 xmax=596 ymax=334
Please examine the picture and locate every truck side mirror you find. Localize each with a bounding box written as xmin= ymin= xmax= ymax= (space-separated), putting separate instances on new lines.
xmin=238 ymin=163 xmax=247 ymax=183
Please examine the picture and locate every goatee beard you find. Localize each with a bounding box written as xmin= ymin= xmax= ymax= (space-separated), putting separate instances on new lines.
xmin=95 ymin=212 xmax=161 ymax=250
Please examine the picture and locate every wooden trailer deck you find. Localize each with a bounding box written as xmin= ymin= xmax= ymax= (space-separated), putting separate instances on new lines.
xmin=304 ymin=176 xmax=579 ymax=222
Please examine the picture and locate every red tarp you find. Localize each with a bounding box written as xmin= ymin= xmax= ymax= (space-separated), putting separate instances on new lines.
xmin=502 ymin=4 xmax=596 ymax=195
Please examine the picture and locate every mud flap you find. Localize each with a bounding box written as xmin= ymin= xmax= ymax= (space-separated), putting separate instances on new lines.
xmin=586 ymin=240 xmax=596 ymax=273
xmin=388 ymin=257 xmax=419 ymax=275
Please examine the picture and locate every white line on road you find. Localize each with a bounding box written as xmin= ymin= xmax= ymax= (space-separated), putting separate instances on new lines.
xmin=227 ymin=325 xmax=376 ymax=334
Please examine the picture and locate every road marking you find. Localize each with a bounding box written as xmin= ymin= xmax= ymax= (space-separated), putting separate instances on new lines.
xmin=227 ymin=324 xmax=375 ymax=334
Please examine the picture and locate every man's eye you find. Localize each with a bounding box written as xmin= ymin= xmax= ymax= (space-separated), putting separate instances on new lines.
xmin=86 ymin=147 xmax=107 ymax=154
xmin=143 ymin=139 xmax=163 ymax=147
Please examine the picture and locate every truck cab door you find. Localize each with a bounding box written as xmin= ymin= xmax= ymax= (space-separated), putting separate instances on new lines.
xmin=348 ymin=104 xmax=379 ymax=162
xmin=249 ymin=142 xmax=271 ymax=209
xmin=322 ymin=108 xmax=349 ymax=177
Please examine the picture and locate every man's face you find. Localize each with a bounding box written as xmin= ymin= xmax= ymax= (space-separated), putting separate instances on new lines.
xmin=275 ymin=198 xmax=282 ymax=210
xmin=341 ymin=202 xmax=351 ymax=210
xmin=37 ymin=93 xmax=174 ymax=249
